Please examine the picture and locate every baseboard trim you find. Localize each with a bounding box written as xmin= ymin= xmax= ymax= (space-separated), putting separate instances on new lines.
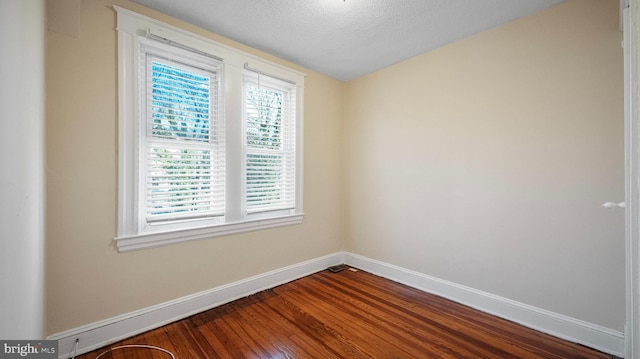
xmin=48 ymin=252 xmax=343 ymax=359
xmin=343 ymin=252 xmax=625 ymax=357
xmin=48 ymin=251 xmax=624 ymax=358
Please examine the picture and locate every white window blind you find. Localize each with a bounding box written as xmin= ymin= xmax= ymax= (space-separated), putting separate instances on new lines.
xmin=141 ymin=39 xmax=225 ymax=225
xmin=243 ymin=70 xmax=296 ymax=215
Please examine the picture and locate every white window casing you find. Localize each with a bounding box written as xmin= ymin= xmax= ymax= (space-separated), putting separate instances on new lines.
xmin=115 ymin=7 xmax=305 ymax=252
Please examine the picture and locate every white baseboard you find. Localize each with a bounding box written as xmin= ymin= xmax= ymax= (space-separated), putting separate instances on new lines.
xmin=48 ymin=251 xmax=624 ymax=358
xmin=47 ymin=252 xmax=344 ymax=359
xmin=343 ymin=252 xmax=625 ymax=357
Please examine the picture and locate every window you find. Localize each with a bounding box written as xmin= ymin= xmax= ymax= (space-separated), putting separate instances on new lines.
xmin=115 ymin=7 xmax=304 ymax=251
xmin=141 ymin=39 xmax=225 ymax=232
xmin=243 ymin=70 xmax=296 ymax=217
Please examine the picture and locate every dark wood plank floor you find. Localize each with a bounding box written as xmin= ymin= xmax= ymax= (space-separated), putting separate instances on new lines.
xmin=75 ymin=268 xmax=618 ymax=359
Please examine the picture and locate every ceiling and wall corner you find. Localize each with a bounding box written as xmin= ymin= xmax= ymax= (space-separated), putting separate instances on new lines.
xmin=130 ymin=0 xmax=566 ymax=81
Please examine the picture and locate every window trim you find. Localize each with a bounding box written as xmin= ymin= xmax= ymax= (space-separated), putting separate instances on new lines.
xmin=114 ymin=6 xmax=305 ymax=252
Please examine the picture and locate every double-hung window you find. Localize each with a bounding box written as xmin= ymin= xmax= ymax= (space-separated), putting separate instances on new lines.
xmin=243 ymin=70 xmax=297 ymax=217
xmin=115 ymin=7 xmax=304 ymax=251
xmin=141 ymin=39 xmax=225 ymax=231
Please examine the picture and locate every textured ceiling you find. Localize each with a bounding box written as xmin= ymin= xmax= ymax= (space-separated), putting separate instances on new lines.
xmin=131 ymin=0 xmax=566 ymax=81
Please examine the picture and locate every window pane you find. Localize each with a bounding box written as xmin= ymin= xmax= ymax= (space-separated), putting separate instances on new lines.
xmin=147 ymin=147 xmax=222 ymax=220
xmin=246 ymin=153 xmax=294 ymax=211
xmin=246 ymin=85 xmax=283 ymax=149
xmin=150 ymin=60 xmax=212 ymax=142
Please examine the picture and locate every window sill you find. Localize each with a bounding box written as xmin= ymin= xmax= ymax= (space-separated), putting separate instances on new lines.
xmin=114 ymin=214 xmax=304 ymax=252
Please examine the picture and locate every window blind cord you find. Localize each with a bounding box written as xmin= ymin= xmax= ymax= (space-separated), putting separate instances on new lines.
xmin=258 ymin=71 xmax=262 ymax=125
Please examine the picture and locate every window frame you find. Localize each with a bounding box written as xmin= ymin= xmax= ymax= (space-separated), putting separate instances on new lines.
xmin=115 ymin=7 xmax=305 ymax=252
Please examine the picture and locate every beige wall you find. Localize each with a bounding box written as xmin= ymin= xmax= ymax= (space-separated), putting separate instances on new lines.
xmin=344 ymin=0 xmax=625 ymax=330
xmin=45 ymin=0 xmax=344 ymax=334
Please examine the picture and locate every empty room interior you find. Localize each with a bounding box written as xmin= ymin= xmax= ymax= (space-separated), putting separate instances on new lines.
xmin=3 ymin=0 xmax=640 ymax=357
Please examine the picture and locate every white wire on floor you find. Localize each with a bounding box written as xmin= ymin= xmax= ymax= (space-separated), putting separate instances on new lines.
xmin=69 ymin=342 xmax=175 ymax=359
xmin=94 ymin=344 xmax=175 ymax=359
xmin=70 ymin=339 xmax=79 ymax=359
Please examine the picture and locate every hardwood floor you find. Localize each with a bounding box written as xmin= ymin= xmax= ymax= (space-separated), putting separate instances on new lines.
xmin=75 ymin=268 xmax=618 ymax=358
